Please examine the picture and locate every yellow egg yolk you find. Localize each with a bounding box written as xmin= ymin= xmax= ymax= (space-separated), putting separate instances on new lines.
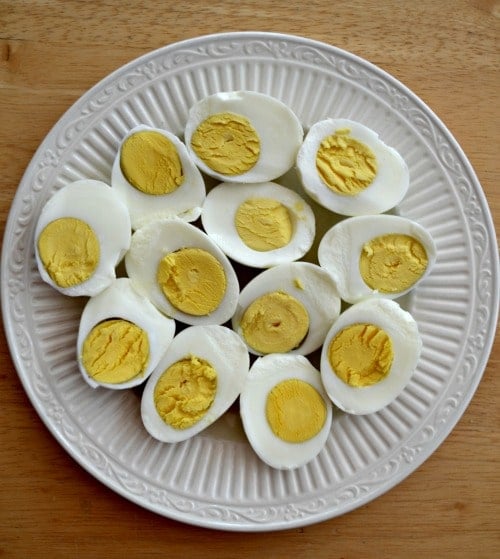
xmin=266 ymin=379 xmax=327 ymax=443
xmin=190 ymin=112 xmax=260 ymax=175
xmin=120 ymin=130 xmax=184 ymax=195
xmin=240 ymin=291 xmax=309 ymax=354
xmin=359 ymin=233 xmax=428 ymax=293
xmin=156 ymin=247 xmax=226 ymax=316
xmin=328 ymin=323 xmax=394 ymax=387
xmin=81 ymin=319 xmax=149 ymax=384
xmin=235 ymin=197 xmax=293 ymax=251
xmin=153 ymin=355 xmax=217 ymax=430
xmin=37 ymin=217 xmax=99 ymax=288
xmin=316 ymin=128 xmax=377 ymax=195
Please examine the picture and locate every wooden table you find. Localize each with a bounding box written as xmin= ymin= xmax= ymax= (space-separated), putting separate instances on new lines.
xmin=1 ymin=1 xmax=498 ymax=557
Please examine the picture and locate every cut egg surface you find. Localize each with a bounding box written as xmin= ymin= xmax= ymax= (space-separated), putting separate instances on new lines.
xmin=111 ymin=125 xmax=206 ymax=230
xmin=318 ymin=214 xmax=437 ymax=304
xmin=76 ymin=278 xmax=176 ymax=390
xmin=232 ymin=262 xmax=341 ymax=356
xmin=125 ymin=219 xmax=239 ymax=325
xmin=320 ymin=298 xmax=422 ymax=415
xmin=34 ymin=179 xmax=131 ymax=297
xmin=184 ymin=91 xmax=303 ymax=183
xmin=141 ymin=324 xmax=250 ymax=443
xmin=201 ymin=181 xmax=316 ymax=268
xmin=296 ymin=118 xmax=409 ymax=216
xmin=240 ymin=354 xmax=333 ymax=470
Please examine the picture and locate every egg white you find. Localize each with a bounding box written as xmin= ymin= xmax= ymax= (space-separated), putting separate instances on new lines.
xmin=76 ymin=278 xmax=176 ymax=390
xmin=125 ymin=218 xmax=239 ymax=325
xmin=240 ymin=353 xmax=333 ymax=470
xmin=141 ymin=325 xmax=250 ymax=443
xmin=34 ymin=179 xmax=131 ymax=297
xmin=232 ymin=262 xmax=341 ymax=356
xmin=184 ymin=91 xmax=303 ymax=183
xmin=296 ymin=118 xmax=409 ymax=216
xmin=201 ymin=181 xmax=316 ymax=268
xmin=320 ymin=298 xmax=422 ymax=415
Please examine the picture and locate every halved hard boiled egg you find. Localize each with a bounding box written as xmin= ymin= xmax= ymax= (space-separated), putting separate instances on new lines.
xmin=77 ymin=278 xmax=176 ymax=390
xmin=184 ymin=91 xmax=303 ymax=183
xmin=201 ymin=181 xmax=315 ymax=268
xmin=141 ymin=324 xmax=249 ymax=443
xmin=125 ymin=219 xmax=239 ymax=325
xmin=320 ymin=298 xmax=422 ymax=415
xmin=318 ymin=214 xmax=437 ymax=304
xmin=240 ymin=353 xmax=333 ymax=470
xmin=34 ymin=179 xmax=131 ymax=297
xmin=232 ymin=262 xmax=341 ymax=356
xmin=111 ymin=125 xmax=206 ymax=230
xmin=297 ymin=118 xmax=409 ymax=216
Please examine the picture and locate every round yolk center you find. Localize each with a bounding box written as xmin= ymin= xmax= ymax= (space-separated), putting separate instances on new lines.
xmin=190 ymin=112 xmax=260 ymax=175
xmin=316 ymin=128 xmax=377 ymax=195
xmin=240 ymin=291 xmax=309 ymax=354
xmin=37 ymin=217 xmax=100 ymax=288
xmin=359 ymin=233 xmax=428 ymax=293
xmin=156 ymin=247 xmax=226 ymax=316
xmin=266 ymin=379 xmax=327 ymax=443
xmin=328 ymin=323 xmax=394 ymax=387
xmin=120 ymin=130 xmax=184 ymax=195
xmin=153 ymin=355 xmax=217 ymax=430
xmin=81 ymin=319 xmax=149 ymax=384
xmin=235 ymin=197 xmax=293 ymax=251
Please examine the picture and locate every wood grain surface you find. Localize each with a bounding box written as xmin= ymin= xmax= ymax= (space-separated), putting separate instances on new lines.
xmin=0 ymin=1 xmax=498 ymax=558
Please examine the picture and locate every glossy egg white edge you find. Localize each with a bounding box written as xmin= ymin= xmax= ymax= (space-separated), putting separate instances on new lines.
xmin=140 ymin=324 xmax=250 ymax=443
xmin=76 ymin=278 xmax=176 ymax=390
xmin=184 ymin=90 xmax=304 ymax=183
xmin=318 ymin=214 xmax=438 ymax=304
xmin=240 ymin=353 xmax=333 ymax=470
xmin=320 ymin=298 xmax=422 ymax=415
xmin=296 ymin=118 xmax=410 ymax=216
xmin=111 ymin=124 xmax=206 ymax=230
xmin=231 ymin=261 xmax=341 ymax=356
xmin=124 ymin=218 xmax=240 ymax=325
xmin=200 ymin=181 xmax=316 ymax=268
xmin=34 ymin=179 xmax=131 ymax=297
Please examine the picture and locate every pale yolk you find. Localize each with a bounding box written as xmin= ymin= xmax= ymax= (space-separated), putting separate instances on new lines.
xmin=37 ymin=217 xmax=99 ymax=288
xmin=153 ymin=355 xmax=217 ymax=430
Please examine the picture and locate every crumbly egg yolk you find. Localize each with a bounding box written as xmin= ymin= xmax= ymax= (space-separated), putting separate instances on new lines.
xmin=81 ymin=319 xmax=149 ymax=384
xmin=328 ymin=323 xmax=394 ymax=387
xmin=153 ymin=355 xmax=217 ymax=430
xmin=37 ymin=217 xmax=99 ymax=288
xmin=120 ymin=130 xmax=184 ymax=195
xmin=156 ymin=247 xmax=226 ymax=316
xmin=316 ymin=128 xmax=377 ymax=195
xmin=190 ymin=112 xmax=260 ymax=175
xmin=266 ymin=379 xmax=327 ymax=443
xmin=360 ymin=233 xmax=428 ymax=293
xmin=240 ymin=291 xmax=309 ymax=354
xmin=235 ymin=197 xmax=293 ymax=251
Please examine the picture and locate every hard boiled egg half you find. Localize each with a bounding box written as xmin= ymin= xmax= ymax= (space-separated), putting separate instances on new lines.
xmin=77 ymin=278 xmax=175 ymax=390
xmin=34 ymin=179 xmax=131 ymax=297
xmin=141 ymin=324 xmax=249 ymax=443
xmin=111 ymin=125 xmax=206 ymax=230
xmin=320 ymin=298 xmax=422 ymax=415
xmin=297 ymin=118 xmax=409 ymax=216
xmin=240 ymin=354 xmax=333 ymax=470
xmin=201 ymin=181 xmax=315 ymax=268
xmin=318 ymin=214 xmax=437 ymax=304
xmin=232 ymin=262 xmax=341 ymax=356
xmin=184 ymin=91 xmax=303 ymax=183
xmin=125 ymin=219 xmax=239 ymax=325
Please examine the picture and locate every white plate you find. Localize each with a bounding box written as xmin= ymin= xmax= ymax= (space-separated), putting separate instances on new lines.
xmin=2 ymin=32 xmax=498 ymax=531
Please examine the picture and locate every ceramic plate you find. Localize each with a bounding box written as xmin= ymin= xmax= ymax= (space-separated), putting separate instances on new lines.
xmin=2 ymin=32 xmax=498 ymax=531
